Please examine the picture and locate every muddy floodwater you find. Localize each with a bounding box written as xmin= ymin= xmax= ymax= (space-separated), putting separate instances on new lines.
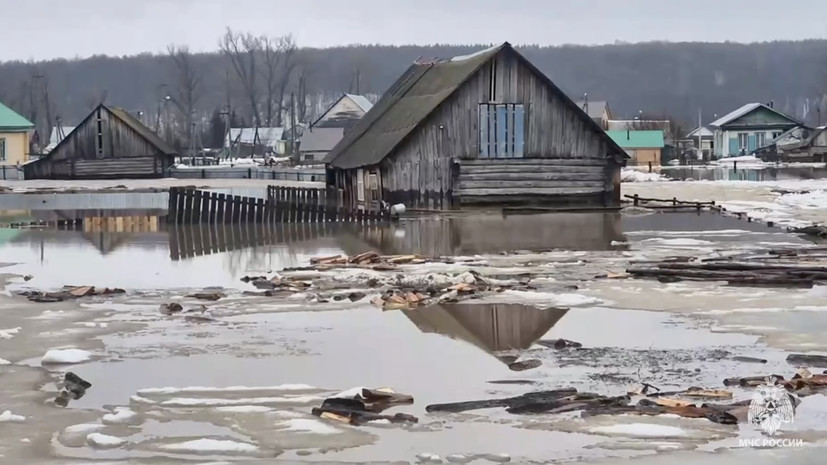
xmin=2 ymin=200 xmax=827 ymax=464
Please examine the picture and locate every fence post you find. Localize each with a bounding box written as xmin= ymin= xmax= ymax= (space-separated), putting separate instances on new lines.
xmin=648 ymin=161 xmax=652 ymax=173
xmin=633 ymin=194 xmax=639 ymax=207
xmin=168 ymin=188 xmax=179 ymax=223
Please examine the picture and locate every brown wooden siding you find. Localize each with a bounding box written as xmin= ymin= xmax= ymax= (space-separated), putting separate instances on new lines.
xmin=25 ymin=106 xmax=172 ymax=179
xmin=378 ymin=48 xmax=617 ymax=209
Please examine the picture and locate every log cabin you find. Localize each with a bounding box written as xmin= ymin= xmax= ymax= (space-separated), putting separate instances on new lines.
xmin=323 ymin=42 xmax=628 ymax=210
xmin=24 ymin=104 xmax=177 ymax=179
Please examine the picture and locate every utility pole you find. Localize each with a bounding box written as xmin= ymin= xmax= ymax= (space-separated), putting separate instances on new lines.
xmin=224 ymin=70 xmax=232 ymax=160
xmin=290 ymin=92 xmax=296 ymax=162
xmin=698 ymin=107 xmax=702 ymax=162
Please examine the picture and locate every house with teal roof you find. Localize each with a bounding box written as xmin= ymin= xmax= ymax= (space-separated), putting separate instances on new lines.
xmin=0 ymin=100 xmax=35 ymax=166
xmin=606 ymin=130 xmax=665 ymax=166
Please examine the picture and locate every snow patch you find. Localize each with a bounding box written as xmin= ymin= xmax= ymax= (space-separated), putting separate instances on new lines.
xmin=102 ymin=407 xmax=139 ymax=425
xmin=590 ymin=423 xmax=690 ymax=438
xmin=86 ymin=433 xmax=126 ymax=448
xmin=41 ymin=348 xmax=92 ymax=365
xmin=158 ymin=438 xmax=258 ymax=453
xmin=484 ymin=290 xmax=601 ymax=308
xmin=0 ymin=327 xmax=21 ymax=339
xmin=277 ymin=418 xmax=342 ymax=435
xmin=0 ymin=358 xmax=11 ymax=365
xmin=621 ymin=169 xmax=670 ymax=183
xmin=0 ymin=410 xmax=26 ymax=423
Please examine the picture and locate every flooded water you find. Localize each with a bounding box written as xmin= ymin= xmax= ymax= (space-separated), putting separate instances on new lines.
xmin=662 ymin=164 xmax=827 ymax=181
xmin=1 ymin=196 xmax=826 ymax=464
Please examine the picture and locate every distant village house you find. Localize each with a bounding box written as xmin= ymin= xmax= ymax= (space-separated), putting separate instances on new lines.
xmin=224 ymin=127 xmax=285 ymax=158
xmin=575 ymin=99 xmax=612 ymax=130
xmin=606 ymin=130 xmax=665 ymax=166
xmin=324 ymin=43 xmax=628 ymax=210
xmin=24 ymin=104 xmax=177 ymax=179
xmin=299 ymin=94 xmax=373 ymax=163
xmin=710 ymin=102 xmax=801 ymax=158
xmin=0 ymin=101 xmax=35 ymax=166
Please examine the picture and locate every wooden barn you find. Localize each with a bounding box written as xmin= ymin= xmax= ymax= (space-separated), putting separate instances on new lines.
xmin=24 ymin=104 xmax=177 ymax=179
xmin=323 ymin=42 xmax=628 ymax=210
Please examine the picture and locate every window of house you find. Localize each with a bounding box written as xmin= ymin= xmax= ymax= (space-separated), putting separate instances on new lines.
xmin=356 ymin=169 xmax=365 ymax=202
xmin=755 ymin=133 xmax=766 ymax=147
xmin=479 ymin=104 xmax=525 ymax=158
xmin=0 ymin=138 xmax=5 ymax=161
xmin=368 ymin=173 xmax=379 ymax=201
xmin=772 ymin=132 xmax=782 ymax=140
xmin=738 ymin=133 xmax=749 ymax=150
xmin=303 ymin=154 xmax=315 ymax=162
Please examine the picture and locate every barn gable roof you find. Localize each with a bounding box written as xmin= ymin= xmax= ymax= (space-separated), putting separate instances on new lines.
xmin=40 ymin=104 xmax=176 ymax=161
xmin=324 ymin=42 xmax=626 ymax=170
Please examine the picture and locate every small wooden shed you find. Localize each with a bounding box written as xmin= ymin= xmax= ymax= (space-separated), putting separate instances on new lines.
xmin=323 ymin=42 xmax=628 ymax=210
xmin=24 ymin=104 xmax=177 ymax=179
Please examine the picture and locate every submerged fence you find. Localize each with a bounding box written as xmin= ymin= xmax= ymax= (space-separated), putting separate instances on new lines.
xmin=167 ymin=186 xmax=389 ymax=225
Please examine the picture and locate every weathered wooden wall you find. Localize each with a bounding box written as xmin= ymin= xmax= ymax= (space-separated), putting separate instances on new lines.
xmin=25 ymin=106 xmax=170 ymax=179
xmin=380 ymin=48 xmax=618 ymax=209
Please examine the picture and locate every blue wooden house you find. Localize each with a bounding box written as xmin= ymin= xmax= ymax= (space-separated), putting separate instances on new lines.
xmin=709 ymin=103 xmax=801 ymax=158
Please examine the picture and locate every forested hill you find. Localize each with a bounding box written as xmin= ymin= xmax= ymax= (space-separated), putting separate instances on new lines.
xmin=1 ymin=40 xmax=825 ymax=133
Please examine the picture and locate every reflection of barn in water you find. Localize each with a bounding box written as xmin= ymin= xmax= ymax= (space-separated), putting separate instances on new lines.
xmin=404 ymin=303 xmax=568 ymax=363
xmin=346 ymin=212 xmax=624 ymax=256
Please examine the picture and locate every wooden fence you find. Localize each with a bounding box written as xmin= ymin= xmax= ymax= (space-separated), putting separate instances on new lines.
xmin=167 ymin=186 xmax=389 ymax=225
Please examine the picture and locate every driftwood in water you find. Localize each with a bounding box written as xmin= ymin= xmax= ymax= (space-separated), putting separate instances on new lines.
xmin=425 ymin=388 xmax=578 ymax=413
xmin=787 ymin=354 xmax=827 ymax=368
xmin=626 ymin=258 xmax=827 ymax=288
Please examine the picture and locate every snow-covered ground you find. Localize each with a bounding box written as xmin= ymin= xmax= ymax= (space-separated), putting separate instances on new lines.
xmin=621 ymin=168 xmax=671 ymax=183
xmin=624 ymin=179 xmax=827 ymax=228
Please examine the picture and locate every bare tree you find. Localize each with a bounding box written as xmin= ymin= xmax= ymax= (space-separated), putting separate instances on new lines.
xmin=295 ymin=59 xmax=313 ymax=123
xmin=167 ymin=45 xmax=204 ymax=151
xmin=260 ymin=35 xmax=298 ymax=127
xmin=219 ymin=28 xmax=262 ymax=127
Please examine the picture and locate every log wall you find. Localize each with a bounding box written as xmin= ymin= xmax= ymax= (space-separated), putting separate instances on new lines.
xmin=380 ymin=48 xmax=619 ymax=209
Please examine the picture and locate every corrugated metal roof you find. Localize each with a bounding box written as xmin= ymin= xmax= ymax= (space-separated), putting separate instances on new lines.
xmin=226 ymin=127 xmax=284 ymax=146
xmin=300 ymin=127 xmax=345 ymax=152
xmin=606 ymin=130 xmax=665 ymax=149
xmin=325 ymin=43 xmax=627 ymax=170
xmin=0 ymin=101 xmax=34 ymax=130
xmin=575 ymin=100 xmax=608 ymax=119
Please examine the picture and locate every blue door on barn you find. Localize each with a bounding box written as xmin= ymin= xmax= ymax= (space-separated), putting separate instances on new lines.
xmin=479 ymin=104 xmax=525 ymax=158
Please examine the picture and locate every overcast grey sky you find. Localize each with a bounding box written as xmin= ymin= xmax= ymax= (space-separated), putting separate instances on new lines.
xmin=3 ymin=0 xmax=827 ymax=61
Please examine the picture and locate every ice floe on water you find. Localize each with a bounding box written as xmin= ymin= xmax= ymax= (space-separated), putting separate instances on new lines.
xmin=277 ymin=418 xmax=342 ymax=435
xmin=589 ymin=423 xmax=690 ymax=438
xmin=0 ymin=358 xmax=12 ymax=365
xmin=0 ymin=326 xmax=21 ymax=339
xmin=0 ymin=411 xmax=25 ymax=423
xmin=640 ymin=238 xmax=714 ymax=246
xmin=101 ymin=407 xmax=139 ymax=425
xmin=41 ymin=348 xmax=92 ymax=365
xmin=479 ymin=290 xmax=602 ymax=308
xmin=158 ymin=395 xmax=322 ymax=408
xmin=136 ymin=384 xmax=319 ymax=395
xmin=157 ymin=438 xmax=258 ymax=454
xmin=86 ymin=433 xmax=126 ymax=449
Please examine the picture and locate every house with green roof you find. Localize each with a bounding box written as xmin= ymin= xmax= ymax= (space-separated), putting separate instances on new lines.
xmin=606 ymin=130 xmax=665 ymax=166
xmin=0 ymin=100 xmax=35 ymax=166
